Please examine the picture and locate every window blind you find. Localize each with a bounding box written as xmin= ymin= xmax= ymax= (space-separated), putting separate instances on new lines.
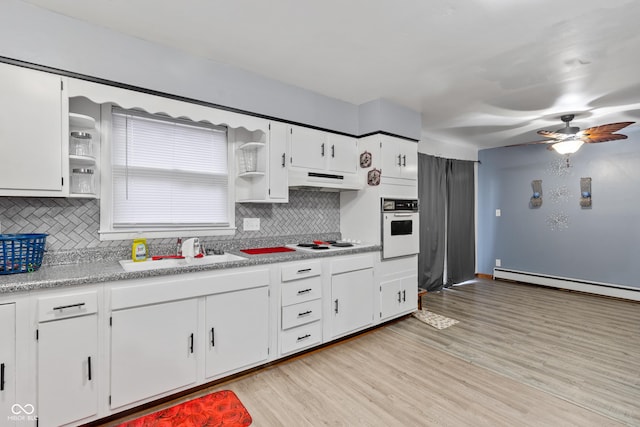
xmin=111 ymin=108 xmax=229 ymax=228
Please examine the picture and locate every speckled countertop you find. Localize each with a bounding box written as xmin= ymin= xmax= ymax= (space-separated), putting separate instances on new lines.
xmin=0 ymin=242 xmax=381 ymax=294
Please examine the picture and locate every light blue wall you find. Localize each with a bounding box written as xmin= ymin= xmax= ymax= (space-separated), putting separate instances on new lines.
xmin=477 ymin=127 xmax=640 ymax=288
xmin=0 ymin=0 xmax=420 ymax=139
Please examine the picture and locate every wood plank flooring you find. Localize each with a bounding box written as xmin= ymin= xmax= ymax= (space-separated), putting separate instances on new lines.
xmin=103 ymin=279 xmax=639 ymax=426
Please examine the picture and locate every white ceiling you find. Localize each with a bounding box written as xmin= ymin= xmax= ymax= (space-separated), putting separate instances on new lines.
xmin=22 ymin=0 xmax=640 ymax=149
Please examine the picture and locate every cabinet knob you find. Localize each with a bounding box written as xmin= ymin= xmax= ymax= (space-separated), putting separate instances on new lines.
xmin=334 ymin=299 xmax=339 ymax=314
xmin=402 ymin=155 xmax=406 ymax=167
xmin=297 ymin=288 xmax=312 ymax=294
xmin=297 ymin=334 xmax=311 ymax=342
xmin=331 ymin=144 xmax=335 ymax=158
xmin=282 ymin=153 xmax=286 ymax=167
xmin=321 ymin=143 xmax=325 ymax=157
xmin=87 ymin=356 xmax=92 ymax=381
xmin=298 ymin=310 xmax=312 ymax=317
xmin=1 ymin=363 xmax=4 ymax=391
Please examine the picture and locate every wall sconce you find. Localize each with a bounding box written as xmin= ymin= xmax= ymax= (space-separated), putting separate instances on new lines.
xmin=580 ymin=177 xmax=592 ymax=208
xmin=530 ymin=180 xmax=543 ymax=208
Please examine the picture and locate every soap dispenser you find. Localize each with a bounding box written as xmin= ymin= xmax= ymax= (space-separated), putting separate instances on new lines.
xmin=132 ymin=238 xmax=148 ymax=262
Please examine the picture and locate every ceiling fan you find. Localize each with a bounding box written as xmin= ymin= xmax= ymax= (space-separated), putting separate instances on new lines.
xmin=513 ymin=114 xmax=635 ymax=154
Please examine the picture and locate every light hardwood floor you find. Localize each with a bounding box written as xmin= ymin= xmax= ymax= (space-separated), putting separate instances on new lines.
xmin=104 ymin=279 xmax=639 ymax=426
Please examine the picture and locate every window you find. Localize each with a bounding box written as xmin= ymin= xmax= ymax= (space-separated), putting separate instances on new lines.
xmin=100 ymin=107 xmax=233 ymax=239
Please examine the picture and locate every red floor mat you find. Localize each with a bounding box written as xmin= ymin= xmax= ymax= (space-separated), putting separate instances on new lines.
xmin=240 ymin=246 xmax=295 ymax=254
xmin=116 ymin=390 xmax=252 ymax=426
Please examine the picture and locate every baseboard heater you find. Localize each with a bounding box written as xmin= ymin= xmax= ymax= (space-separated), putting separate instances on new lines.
xmin=493 ymin=268 xmax=640 ymax=302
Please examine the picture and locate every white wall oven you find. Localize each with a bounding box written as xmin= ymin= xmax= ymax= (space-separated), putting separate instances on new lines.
xmin=381 ymin=198 xmax=419 ymax=259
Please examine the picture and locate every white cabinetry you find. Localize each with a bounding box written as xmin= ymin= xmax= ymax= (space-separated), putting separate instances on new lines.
xmin=37 ymin=290 xmax=98 ymax=427
xmin=380 ymin=135 xmax=417 ymax=182
xmin=267 ymin=122 xmax=289 ymax=201
xmin=288 ymin=125 xmax=360 ymax=189
xmin=110 ymin=298 xmax=198 ymax=409
xmin=0 ymin=303 xmax=15 ymax=426
xmin=205 ymin=286 xmax=269 ymax=378
xmin=0 ymin=62 xmax=66 ymax=196
xmin=329 ymin=255 xmax=374 ymax=338
xmin=289 ymin=125 xmax=357 ymax=174
xmin=279 ymin=261 xmax=323 ymax=355
xmin=376 ymin=255 xmax=418 ymax=322
xmin=235 ymin=122 xmax=288 ymax=202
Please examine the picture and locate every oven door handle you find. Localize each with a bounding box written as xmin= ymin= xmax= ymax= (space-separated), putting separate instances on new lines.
xmin=392 ymin=213 xmax=414 ymax=217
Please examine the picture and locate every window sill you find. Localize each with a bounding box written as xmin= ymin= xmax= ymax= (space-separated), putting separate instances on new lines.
xmin=98 ymin=227 xmax=236 ymax=241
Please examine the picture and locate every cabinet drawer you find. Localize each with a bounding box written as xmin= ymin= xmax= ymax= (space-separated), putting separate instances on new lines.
xmin=282 ymin=299 xmax=322 ymax=330
xmin=38 ymin=290 xmax=98 ymax=322
xmin=280 ymin=321 xmax=322 ymax=355
xmin=281 ymin=276 xmax=321 ymax=306
xmin=281 ymin=261 xmax=321 ymax=282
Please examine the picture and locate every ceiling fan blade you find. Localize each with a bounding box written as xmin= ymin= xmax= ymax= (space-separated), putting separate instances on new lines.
xmin=536 ymin=130 xmax=573 ymax=140
xmin=580 ymin=121 xmax=635 ymax=143
xmin=505 ymin=139 xmax=556 ymax=147
xmin=581 ymin=133 xmax=628 ymax=143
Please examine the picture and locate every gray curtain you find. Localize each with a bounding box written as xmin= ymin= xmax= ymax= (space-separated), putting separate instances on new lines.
xmin=445 ymin=159 xmax=476 ymax=286
xmin=418 ymin=154 xmax=475 ymax=291
xmin=418 ymin=154 xmax=446 ymax=291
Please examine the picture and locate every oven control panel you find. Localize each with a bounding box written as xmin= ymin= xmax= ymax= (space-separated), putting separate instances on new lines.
xmin=382 ymin=198 xmax=419 ymax=212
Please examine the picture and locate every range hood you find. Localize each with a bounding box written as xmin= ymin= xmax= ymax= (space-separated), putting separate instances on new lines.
xmin=288 ymin=168 xmax=362 ymax=191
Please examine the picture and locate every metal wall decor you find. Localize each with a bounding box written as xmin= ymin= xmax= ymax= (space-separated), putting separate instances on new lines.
xmin=367 ymin=168 xmax=381 ymax=186
xmin=580 ymin=177 xmax=592 ymax=208
xmin=360 ymin=151 xmax=372 ymax=168
xmin=530 ymin=180 xmax=543 ymax=208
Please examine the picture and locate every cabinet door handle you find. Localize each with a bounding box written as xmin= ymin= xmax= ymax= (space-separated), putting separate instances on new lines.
xmin=321 ymin=143 xmax=325 ymax=157
xmin=297 ymin=288 xmax=312 ymax=294
xmin=211 ymin=327 xmax=215 ymax=347
xmin=298 ymin=310 xmax=312 ymax=317
xmin=297 ymin=268 xmax=312 ymax=274
xmin=331 ymin=144 xmax=335 ymax=158
xmin=397 ymin=291 xmax=402 ymax=303
xmin=189 ymin=333 xmax=194 ymax=353
xmin=52 ymin=302 xmax=85 ymax=311
xmin=397 ymin=154 xmax=402 ymax=166
xmin=282 ymin=152 xmax=286 ymax=167
xmin=334 ymin=299 xmax=339 ymax=314
xmin=297 ymin=334 xmax=311 ymax=342
xmin=402 ymin=155 xmax=406 ymax=166
xmin=402 ymin=290 xmax=406 ymax=302
xmin=1 ymin=363 xmax=4 ymax=391
xmin=87 ymin=356 xmax=92 ymax=381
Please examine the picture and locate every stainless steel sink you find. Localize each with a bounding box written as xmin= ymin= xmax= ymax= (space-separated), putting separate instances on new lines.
xmin=119 ymin=253 xmax=247 ymax=272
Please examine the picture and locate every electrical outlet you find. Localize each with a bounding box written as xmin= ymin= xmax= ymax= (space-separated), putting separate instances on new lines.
xmin=495 ymin=209 xmax=501 ymax=217
xmin=495 ymin=259 xmax=501 ymax=267
xmin=243 ymin=218 xmax=260 ymax=231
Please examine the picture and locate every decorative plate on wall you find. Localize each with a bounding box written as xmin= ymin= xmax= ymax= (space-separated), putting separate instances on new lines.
xmin=360 ymin=151 xmax=372 ymax=168
xmin=367 ymin=168 xmax=381 ymax=186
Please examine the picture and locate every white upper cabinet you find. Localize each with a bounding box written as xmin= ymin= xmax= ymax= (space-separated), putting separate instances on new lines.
xmin=288 ymin=125 xmax=361 ymax=190
xmin=267 ymin=122 xmax=289 ymax=201
xmin=380 ymin=136 xmax=417 ymax=181
xmin=326 ymin=133 xmax=358 ymax=174
xmin=0 ymin=62 xmax=67 ymax=196
xmin=289 ymin=126 xmax=357 ymax=174
xmin=289 ymin=125 xmax=328 ymax=170
xmin=235 ymin=121 xmax=289 ymax=203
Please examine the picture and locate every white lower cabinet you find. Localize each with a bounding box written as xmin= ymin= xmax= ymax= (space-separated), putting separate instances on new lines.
xmin=205 ymin=286 xmax=269 ymax=378
xmin=36 ymin=289 xmax=99 ymax=427
xmin=110 ymin=299 xmax=198 ymax=409
xmin=376 ymin=256 xmax=418 ymax=322
xmin=279 ymin=261 xmax=323 ymax=355
xmin=0 ymin=303 xmax=16 ymax=426
xmin=380 ymin=274 xmax=417 ymax=320
xmin=330 ymin=256 xmax=374 ymax=338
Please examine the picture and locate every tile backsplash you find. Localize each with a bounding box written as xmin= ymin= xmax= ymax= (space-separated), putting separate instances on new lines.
xmin=0 ymin=190 xmax=340 ymax=253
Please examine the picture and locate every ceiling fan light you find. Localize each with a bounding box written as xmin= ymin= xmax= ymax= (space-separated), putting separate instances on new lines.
xmin=552 ymin=139 xmax=584 ymax=154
